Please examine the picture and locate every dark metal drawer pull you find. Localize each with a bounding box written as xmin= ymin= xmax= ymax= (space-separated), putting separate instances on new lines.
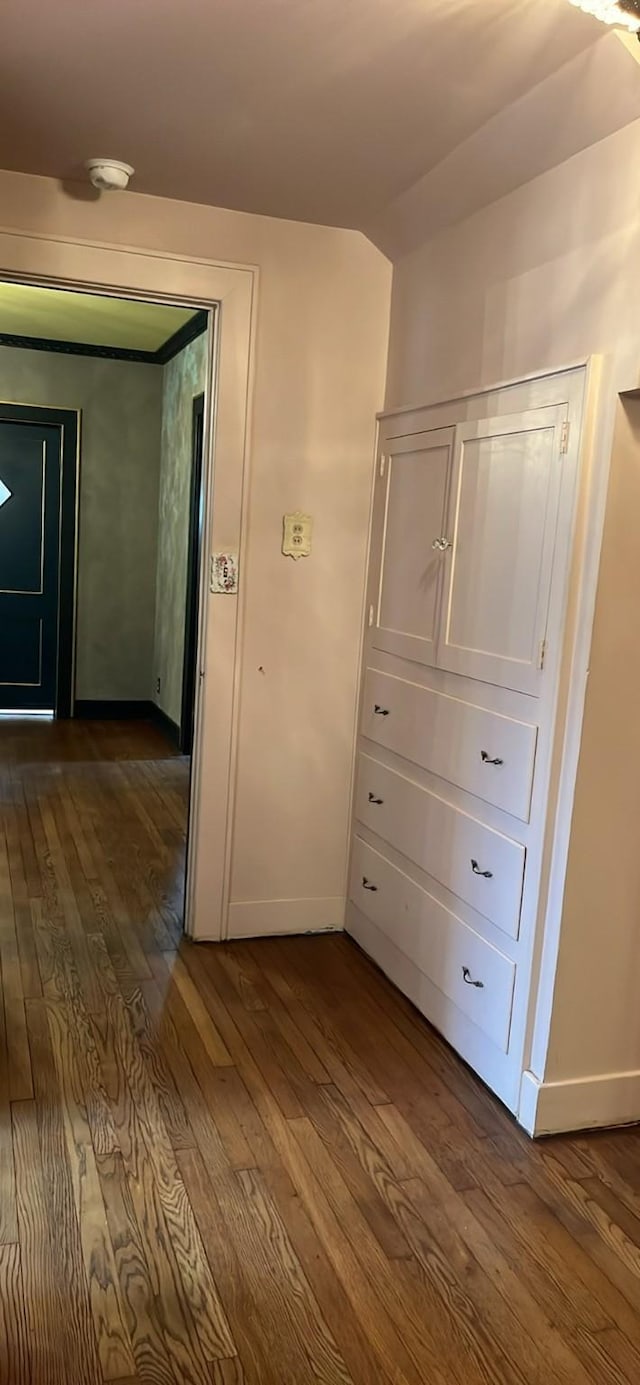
xmin=374 ymin=704 xmax=390 ymax=717
xmin=368 ymin=792 xmax=384 ymax=805
xmin=462 ymin=966 xmax=484 ymax=989
xmin=481 ymin=750 xmax=504 ymax=766
xmin=362 ymin=877 xmax=378 ymax=891
xmin=471 ymin=859 xmax=493 ymax=879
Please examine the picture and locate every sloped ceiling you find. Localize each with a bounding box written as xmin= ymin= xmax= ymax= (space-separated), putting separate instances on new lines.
xmin=0 ymin=0 xmax=610 ymax=233
xmin=367 ymin=30 xmax=640 ymax=258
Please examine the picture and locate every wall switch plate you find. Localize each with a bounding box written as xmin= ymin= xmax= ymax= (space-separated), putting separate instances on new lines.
xmin=210 ymin=552 xmax=239 ymax=593
xmin=282 ymin=511 xmax=312 ymax=559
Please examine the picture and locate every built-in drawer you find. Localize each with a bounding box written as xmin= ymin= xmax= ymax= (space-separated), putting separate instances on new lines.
xmin=355 ymin=754 xmax=525 ymax=940
xmin=349 ymin=836 xmax=516 ymax=1051
xmin=361 ymin=668 xmax=537 ymax=823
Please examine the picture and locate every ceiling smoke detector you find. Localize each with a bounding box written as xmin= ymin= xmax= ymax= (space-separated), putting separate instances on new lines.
xmin=85 ymin=158 xmax=134 ymax=191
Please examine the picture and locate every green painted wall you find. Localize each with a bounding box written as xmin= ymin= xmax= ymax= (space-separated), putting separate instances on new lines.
xmin=153 ymin=333 xmax=208 ymax=728
xmin=0 ymin=345 xmax=163 ymax=700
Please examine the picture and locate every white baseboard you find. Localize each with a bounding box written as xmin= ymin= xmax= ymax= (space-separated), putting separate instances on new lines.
xmin=227 ymin=895 xmax=345 ymax=939
xmin=520 ymin=1067 xmax=640 ymax=1136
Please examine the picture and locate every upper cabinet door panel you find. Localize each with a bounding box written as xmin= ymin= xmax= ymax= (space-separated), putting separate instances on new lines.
xmin=371 ymin=428 xmax=453 ymax=668
xmin=437 ymin=407 xmax=566 ymax=695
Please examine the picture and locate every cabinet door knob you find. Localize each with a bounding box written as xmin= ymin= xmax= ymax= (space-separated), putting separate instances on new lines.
xmin=373 ymin=704 xmax=390 ymax=717
xmin=471 ymin=859 xmax=493 ymax=879
xmin=431 ymin=536 xmax=453 ymax=552
xmin=462 ymin=966 xmax=484 ymax=989
xmin=362 ymin=876 xmax=378 ymax=891
xmin=368 ymin=792 xmax=384 ymax=805
xmin=480 ymin=750 xmax=504 ymax=766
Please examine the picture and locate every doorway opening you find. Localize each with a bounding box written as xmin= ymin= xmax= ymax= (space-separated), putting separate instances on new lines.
xmin=0 ymin=279 xmax=216 ymax=940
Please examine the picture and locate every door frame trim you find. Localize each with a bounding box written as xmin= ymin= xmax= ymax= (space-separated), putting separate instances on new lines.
xmin=179 ymin=391 xmax=205 ymax=755
xmin=0 ymin=401 xmax=80 ymax=716
xmin=0 ymin=229 xmax=258 ymax=943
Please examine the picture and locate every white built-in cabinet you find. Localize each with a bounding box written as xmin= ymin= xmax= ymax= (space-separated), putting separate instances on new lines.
xmin=372 ymin=405 xmax=568 ymax=695
xmin=347 ymin=367 xmax=589 ymax=1123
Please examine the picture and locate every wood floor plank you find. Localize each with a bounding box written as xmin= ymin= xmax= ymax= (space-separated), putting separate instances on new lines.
xmin=12 ymin=1098 xmax=70 ymax=1384
xmin=179 ymin=954 xmax=425 ymax=1383
xmin=26 ymin=1000 xmax=105 ymax=1384
xmin=0 ymin=961 xmax=18 ymax=1244
xmin=13 ymin=899 xmax=43 ymax=1000
xmin=4 ymin=998 xmax=33 ymax=1101
xmin=401 ymin=1176 xmax=589 ymax=1385
xmin=0 ymin=1243 xmax=30 ymax=1385
xmin=176 ymin=1143 xmax=269 ymax=1385
xmin=277 ymin=1115 xmax=441 ymax=1385
xmin=466 ymin=1184 xmax=638 ymax=1385
xmin=62 ymin=769 xmax=153 ymax=983
xmin=229 ymin=1164 xmax=354 ymax=1384
xmin=209 ymin=1361 xmax=246 ymax=1384
xmin=300 ymin=1109 xmax=535 ymax=1385
xmin=512 ymin=1178 xmax=640 ymax=1356
xmin=261 ymin=1157 xmax=401 ymax=1385
xmin=35 ymin=789 xmax=107 ymax=1015
xmin=299 ymin=1081 xmax=412 ymax=1260
xmin=121 ymin=978 xmax=195 ymax=1151
xmin=146 ymin=960 xmax=256 ymax=1170
xmin=86 ymin=765 xmax=180 ymax=953
xmin=6 ymin=767 xmax=44 ymax=924
xmin=177 ymin=1142 xmax=355 ymax=1385
xmin=30 ymin=903 xmax=119 ymax=1156
xmin=183 ymin=944 xmax=313 ymax=1120
xmin=157 ymin=951 xmax=233 ymax=1067
xmin=97 ymin=1148 xmax=177 ymax=1385
xmin=273 ymin=939 xmax=396 ymax=1108
xmin=46 ymin=998 xmax=136 ymax=1380
xmin=249 ymin=939 xmax=416 ymax=1179
xmin=139 ymin=978 xmax=235 ymax=1178
xmin=90 ymin=938 xmax=236 ymax=1369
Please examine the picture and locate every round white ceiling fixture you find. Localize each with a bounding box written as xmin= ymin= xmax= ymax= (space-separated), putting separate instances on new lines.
xmin=84 ymin=158 xmax=134 ymax=192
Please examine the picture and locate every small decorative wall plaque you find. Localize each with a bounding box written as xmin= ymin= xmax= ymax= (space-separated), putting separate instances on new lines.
xmin=210 ymin=552 xmax=239 ymax=593
xmin=282 ymin=511 xmax=312 ymax=560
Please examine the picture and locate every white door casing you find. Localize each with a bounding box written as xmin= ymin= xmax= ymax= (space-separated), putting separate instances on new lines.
xmin=0 ymin=228 xmax=257 ymax=941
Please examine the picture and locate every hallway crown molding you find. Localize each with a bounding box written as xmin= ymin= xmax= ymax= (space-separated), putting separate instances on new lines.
xmin=0 ymin=307 xmax=208 ymax=365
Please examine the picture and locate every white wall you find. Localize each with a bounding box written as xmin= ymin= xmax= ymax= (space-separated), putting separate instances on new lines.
xmin=545 ymin=395 xmax=640 ymax=1082
xmin=385 ymin=123 xmax=640 ymax=411
xmin=383 ymin=117 xmax=640 ymax=1097
xmin=0 ymin=170 xmax=391 ymax=927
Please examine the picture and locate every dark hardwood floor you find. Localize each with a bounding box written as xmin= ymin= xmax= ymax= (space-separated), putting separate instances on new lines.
xmin=1 ymin=717 xmax=639 ymax=1383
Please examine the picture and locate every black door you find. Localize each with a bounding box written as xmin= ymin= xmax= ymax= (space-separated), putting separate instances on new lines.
xmin=0 ymin=419 xmax=64 ymax=711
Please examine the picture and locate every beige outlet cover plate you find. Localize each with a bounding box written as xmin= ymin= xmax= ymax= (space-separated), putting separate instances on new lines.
xmin=282 ymin=511 xmax=312 ymax=559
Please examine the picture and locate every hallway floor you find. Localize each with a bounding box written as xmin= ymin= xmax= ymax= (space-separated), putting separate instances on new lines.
xmin=1 ymin=719 xmax=640 ymax=1383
